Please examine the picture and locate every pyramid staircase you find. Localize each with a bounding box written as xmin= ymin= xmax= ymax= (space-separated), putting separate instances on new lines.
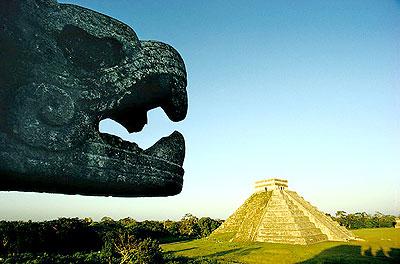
xmin=285 ymin=191 xmax=355 ymax=240
xmin=212 ymin=179 xmax=355 ymax=245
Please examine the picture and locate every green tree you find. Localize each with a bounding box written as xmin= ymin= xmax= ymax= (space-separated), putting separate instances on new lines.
xmin=131 ymin=238 xmax=163 ymax=264
xmin=179 ymin=214 xmax=199 ymax=237
xmin=197 ymin=217 xmax=222 ymax=238
xmin=113 ymin=230 xmax=163 ymax=264
xmin=163 ymin=220 xmax=180 ymax=238
xmin=101 ymin=216 xmax=115 ymax=223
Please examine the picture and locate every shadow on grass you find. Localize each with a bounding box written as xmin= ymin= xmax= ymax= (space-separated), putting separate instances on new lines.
xmin=168 ymin=247 xmax=199 ymax=254
xmin=160 ymin=237 xmax=197 ymax=244
xmin=298 ymin=245 xmax=400 ymax=264
xmin=204 ymin=246 xmax=262 ymax=258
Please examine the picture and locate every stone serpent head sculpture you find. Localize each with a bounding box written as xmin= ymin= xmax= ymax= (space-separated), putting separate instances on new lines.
xmin=0 ymin=0 xmax=188 ymax=197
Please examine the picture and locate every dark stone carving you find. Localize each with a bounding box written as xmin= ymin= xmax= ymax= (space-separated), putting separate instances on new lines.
xmin=0 ymin=0 xmax=188 ymax=197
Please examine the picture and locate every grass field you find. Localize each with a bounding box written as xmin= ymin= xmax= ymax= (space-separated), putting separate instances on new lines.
xmin=162 ymin=228 xmax=400 ymax=263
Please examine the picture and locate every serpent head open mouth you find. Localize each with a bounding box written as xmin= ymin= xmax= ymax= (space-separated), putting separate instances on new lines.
xmin=0 ymin=0 xmax=188 ymax=197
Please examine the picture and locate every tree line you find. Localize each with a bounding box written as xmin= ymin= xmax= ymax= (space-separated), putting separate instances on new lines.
xmin=331 ymin=211 xmax=396 ymax=229
xmin=0 ymin=214 xmax=222 ymax=263
xmin=0 ymin=211 xmax=397 ymax=263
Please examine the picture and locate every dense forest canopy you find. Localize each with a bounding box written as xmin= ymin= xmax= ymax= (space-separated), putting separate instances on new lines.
xmin=0 ymin=214 xmax=222 ymax=263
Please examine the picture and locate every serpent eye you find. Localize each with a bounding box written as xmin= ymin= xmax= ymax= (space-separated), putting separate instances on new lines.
xmin=57 ymin=24 xmax=124 ymax=71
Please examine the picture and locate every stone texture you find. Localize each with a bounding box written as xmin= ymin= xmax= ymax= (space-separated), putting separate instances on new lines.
xmin=0 ymin=0 xmax=188 ymax=197
xmin=212 ymin=179 xmax=355 ymax=245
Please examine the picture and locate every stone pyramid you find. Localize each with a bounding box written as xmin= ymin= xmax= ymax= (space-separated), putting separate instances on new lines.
xmin=212 ymin=179 xmax=355 ymax=245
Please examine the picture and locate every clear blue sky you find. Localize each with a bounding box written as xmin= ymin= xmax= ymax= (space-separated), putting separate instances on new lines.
xmin=1 ymin=0 xmax=399 ymax=221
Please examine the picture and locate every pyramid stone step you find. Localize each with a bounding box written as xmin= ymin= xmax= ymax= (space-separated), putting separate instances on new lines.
xmin=262 ymin=216 xmax=310 ymax=222
xmin=263 ymin=215 xmax=306 ymax=221
xmin=258 ymin=228 xmax=323 ymax=237
xmin=256 ymin=233 xmax=328 ymax=245
xmin=260 ymin=221 xmax=318 ymax=230
xmin=267 ymin=201 xmax=287 ymax=206
xmin=259 ymin=228 xmax=322 ymax=236
xmin=263 ymin=211 xmax=300 ymax=217
xmin=283 ymin=190 xmax=355 ymax=241
xmin=255 ymin=236 xmax=309 ymax=245
xmin=213 ymin=192 xmax=270 ymax=234
xmin=264 ymin=210 xmax=304 ymax=216
xmin=211 ymin=179 xmax=354 ymax=245
xmin=297 ymin=228 xmax=326 ymax=237
xmin=264 ymin=206 xmax=303 ymax=212
xmin=303 ymin=234 xmax=329 ymax=244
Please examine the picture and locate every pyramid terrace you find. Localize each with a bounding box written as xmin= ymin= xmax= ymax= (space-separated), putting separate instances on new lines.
xmin=212 ymin=178 xmax=355 ymax=245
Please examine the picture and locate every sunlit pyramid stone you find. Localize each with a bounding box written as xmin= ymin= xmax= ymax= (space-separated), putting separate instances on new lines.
xmin=212 ymin=178 xmax=355 ymax=245
xmin=395 ymin=218 xmax=400 ymax=228
xmin=254 ymin=178 xmax=288 ymax=192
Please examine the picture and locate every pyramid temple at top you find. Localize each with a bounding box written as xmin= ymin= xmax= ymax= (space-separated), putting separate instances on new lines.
xmin=212 ymin=178 xmax=355 ymax=245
